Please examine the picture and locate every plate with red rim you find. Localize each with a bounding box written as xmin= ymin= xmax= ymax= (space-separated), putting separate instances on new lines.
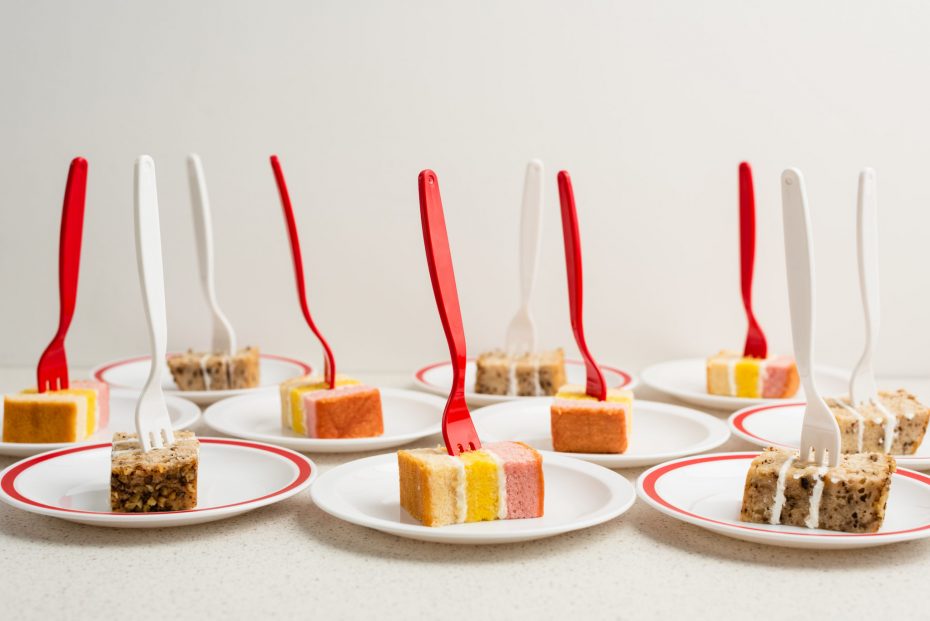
xmin=640 ymin=358 xmax=849 ymax=412
xmin=470 ymin=397 xmax=730 ymax=468
xmin=202 ymin=387 xmax=444 ymax=453
xmin=728 ymin=402 xmax=930 ymax=471
xmin=310 ymin=450 xmax=635 ymax=544
xmin=412 ymin=358 xmax=637 ymax=406
xmin=0 ymin=389 xmax=200 ymax=458
xmin=0 ymin=437 xmax=316 ymax=527
xmin=636 ymin=452 xmax=930 ymax=549
xmin=91 ymin=353 xmax=312 ymax=405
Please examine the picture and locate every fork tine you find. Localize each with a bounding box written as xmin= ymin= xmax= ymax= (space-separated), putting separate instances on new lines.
xmin=151 ymin=430 xmax=164 ymax=450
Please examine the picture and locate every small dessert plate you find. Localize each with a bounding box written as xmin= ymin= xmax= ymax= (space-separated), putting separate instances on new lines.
xmin=310 ymin=450 xmax=635 ymax=544
xmin=640 ymin=358 xmax=848 ymax=411
xmin=0 ymin=390 xmax=200 ymax=458
xmin=729 ymin=402 xmax=930 ymax=471
xmin=92 ymin=353 xmax=312 ymax=405
xmin=0 ymin=437 xmax=316 ymax=527
xmin=637 ymin=452 xmax=930 ymax=549
xmin=471 ymin=398 xmax=729 ymax=468
xmin=202 ymin=388 xmax=444 ymax=453
xmin=413 ymin=359 xmax=637 ymax=406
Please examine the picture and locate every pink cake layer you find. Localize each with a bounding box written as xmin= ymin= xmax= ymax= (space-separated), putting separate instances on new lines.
xmin=486 ymin=441 xmax=543 ymax=519
xmin=303 ymin=384 xmax=380 ymax=438
xmin=72 ymin=379 xmax=110 ymax=428
xmin=761 ymin=356 xmax=794 ymax=399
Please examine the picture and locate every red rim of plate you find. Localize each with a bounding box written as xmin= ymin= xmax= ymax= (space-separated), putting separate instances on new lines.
xmin=640 ymin=452 xmax=930 ymax=538
xmin=415 ymin=358 xmax=634 ymax=389
xmin=93 ymin=353 xmax=312 ymax=389
xmin=729 ymin=402 xmax=803 ymax=448
xmin=0 ymin=438 xmax=313 ymax=516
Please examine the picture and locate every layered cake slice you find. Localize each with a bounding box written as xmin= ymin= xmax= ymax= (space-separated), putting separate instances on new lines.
xmin=279 ymin=375 xmax=383 ymax=438
xmin=550 ymin=385 xmax=633 ymax=454
xmin=827 ymin=389 xmax=930 ymax=455
xmin=706 ymin=350 xmax=799 ymax=398
xmin=398 ymin=441 xmax=544 ymax=527
xmin=167 ymin=346 xmax=260 ymax=390
xmin=17 ymin=379 xmax=110 ymax=439
xmin=110 ymin=431 xmax=199 ymax=512
xmin=475 ymin=349 xmax=567 ymax=396
xmin=740 ymin=447 xmax=895 ymax=533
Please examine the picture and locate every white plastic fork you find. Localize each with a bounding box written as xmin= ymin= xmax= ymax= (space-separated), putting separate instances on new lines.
xmin=849 ymin=168 xmax=881 ymax=406
xmin=133 ymin=156 xmax=175 ymax=452
xmin=504 ymin=159 xmax=544 ymax=355
xmin=781 ymin=168 xmax=840 ymax=466
xmin=187 ymin=154 xmax=236 ymax=356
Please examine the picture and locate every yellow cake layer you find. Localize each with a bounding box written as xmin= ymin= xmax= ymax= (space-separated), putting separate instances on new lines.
xmin=22 ymin=387 xmax=97 ymax=436
xmin=734 ymin=357 xmax=761 ymax=398
xmin=280 ymin=375 xmax=361 ymax=435
xmin=459 ymin=450 xmax=500 ymax=522
xmin=706 ymin=350 xmax=763 ymax=398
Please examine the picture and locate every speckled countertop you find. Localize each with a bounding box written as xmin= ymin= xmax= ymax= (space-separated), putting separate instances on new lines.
xmin=2 ymin=367 xmax=928 ymax=620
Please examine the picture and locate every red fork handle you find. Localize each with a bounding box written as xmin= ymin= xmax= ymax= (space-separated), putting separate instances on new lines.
xmin=739 ymin=161 xmax=767 ymax=358
xmin=418 ymin=170 xmax=467 ymax=400
xmin=557 ymin=171 xmax=607 ymax=401
xmin=270 ymin=155 xmax=336 ymax=388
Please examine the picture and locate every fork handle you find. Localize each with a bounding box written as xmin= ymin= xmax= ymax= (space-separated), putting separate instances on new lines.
xmin=850 ymin=168 xmax=880 ymax=405
xmin=518 ymin=159 xmax=544 ymax=312
xmin=557 ymin=171 xmax=607 ymax=401
xmin=739 ymin=162 xmax=767 ymax=359
xmin=419 ymin=171 xmax=467 ymax=399
xmin=780 ymin=169 xmax=817 ymax=391
xmin=134 ymin=157 xmax=168 ymax=398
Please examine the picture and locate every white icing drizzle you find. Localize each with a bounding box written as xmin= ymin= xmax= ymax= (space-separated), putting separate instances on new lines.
xmin=874 ymin=400 xmax=896 ymax=453
xmin=199 ymin=354 xmax=213 ymax=390
xmin=755 ymin=359 xmax=769 ymax=398
xmin=452 ymin=457 xmax=467 ymax=524
xmin=532 ymin=356 xmax=542 ymax=397
xmin=838 ymin=401 xmax=865 ymax=453
xmin=804 ymin=466 xmax=829 ymax=529
xmin=769 ymin=455 xmax=796 ymax=524
xmin=506 ymin=357 xmax=517 ymax=396
xmin=484 ymin=448 xmax=508 ymax=520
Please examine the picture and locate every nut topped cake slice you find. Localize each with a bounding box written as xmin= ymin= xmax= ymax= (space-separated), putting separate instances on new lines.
xmin=166 ymin=346 xmax=260 ymax=391
xmin=826 ymin=389 xmax=930 ymax=455
xmin=110 ymin=431 xmax=200 ymax=512
xmin=474 ymin=349 xmax=567 ymax=396
xmin=740 ymin=447 xmax=895 ymax=533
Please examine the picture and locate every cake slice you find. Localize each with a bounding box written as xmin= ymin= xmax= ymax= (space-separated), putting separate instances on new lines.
xmin=550 ymin=385 xmax=633 ymax=453
xmin=740 ymin=447 xmax=895 ymax=533
xmin=397 ymin=441 xmax=544 ymax=527
xmin=166 ymin=346 xmax=260 ymax=391
xmin=827 ymin=389 xmax=930 ymax=455
xmin=474 ymin=349 xmax=567 ymax=396
xmin=3 ymin=392 xmax=90 ymax=443
xmin=20 ymin=379 xmax=109 ymax=437
xmin=706 ymin=350 xmax=799 ymax=398
xmin=110 ymin=431 xmax=199 ymax=512
xmin=280 ymin=375 xmax=382 ymax=438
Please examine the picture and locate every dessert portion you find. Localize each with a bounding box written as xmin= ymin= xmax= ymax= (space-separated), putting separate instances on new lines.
xmin=3 ymin=379 xmax=111 ymax=443
xmin=706 ymin=350 xmax=799 ymax=398
xmin=398 ymin=441 xmax=544 ymax=527
xmin=740 ymin=447 xmax=895 ymax=533
xmin=826 ymin=389 xmax=930 ymax=455
xmin=475 ymin=349 xmax=567 ymax=396
xmin=279 ymin=375 xmax=383 ymax=438
xmin=166 ymin=346 xmax=260 ymax=391
xmin=110 ymin=431 xmax=199 ymax=512
xmin=550 ymin=385 xmax=633 ymax=454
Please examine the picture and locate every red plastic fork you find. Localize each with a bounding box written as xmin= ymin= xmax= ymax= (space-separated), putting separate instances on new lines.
xmin=270 ymin=155 xmax=336 ymax=389
xmin=739 ymin=162 xmax=768 ymax=359
xmin=557 ymin=171 xmax=607 ymax=401
xmin=418 ymin=170 xmax=482 ymax=456
xmin=36 ymin=157 xmax=88 ymax=393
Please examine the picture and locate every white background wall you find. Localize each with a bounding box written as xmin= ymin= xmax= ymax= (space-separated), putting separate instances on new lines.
xmin=2 ymin=0 xmax=929 ymax=378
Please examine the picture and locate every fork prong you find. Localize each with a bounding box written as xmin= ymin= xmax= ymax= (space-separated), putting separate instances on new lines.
xmin=151 ymin=430 xmax=164 ymax=450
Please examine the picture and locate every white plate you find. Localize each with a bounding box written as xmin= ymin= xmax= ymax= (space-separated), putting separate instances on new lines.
xmin=471 ymin=398 xmax=730 ymax=468
xmin=729 ymin=401 xmax=930 ymax=470
xmin=0 ymin=437 xmax=316 ymax=527
xmin=0 ymin=389 xmax=200 ymax=457
xmin=310 ymin=450 xmax=635 ymax=544
xmin=413 ymin=358 xmax=637 ymax=406
xmin=637 ymin=452 xmax=930 ymax=549
xmin=202 ymin=388 xmax=444 ymax=453
xmin=640 ymin=358 xmax=848 ymax=412
xmin=92 ymin=353 xmax=312 ymax=405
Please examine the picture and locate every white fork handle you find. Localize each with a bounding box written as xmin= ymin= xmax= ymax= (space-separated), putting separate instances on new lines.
xmin=134 ymin=156 xmax=170 ymax=446
xmin=781 ymin=169 xmax=818 ymax=394
xmin=850 ymin=168 xmax=879 ymax=405
xmin=518 ymin=159 xmax=544 ymax=312
xmin=187 ymin=154 xmax=236 ymax=356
